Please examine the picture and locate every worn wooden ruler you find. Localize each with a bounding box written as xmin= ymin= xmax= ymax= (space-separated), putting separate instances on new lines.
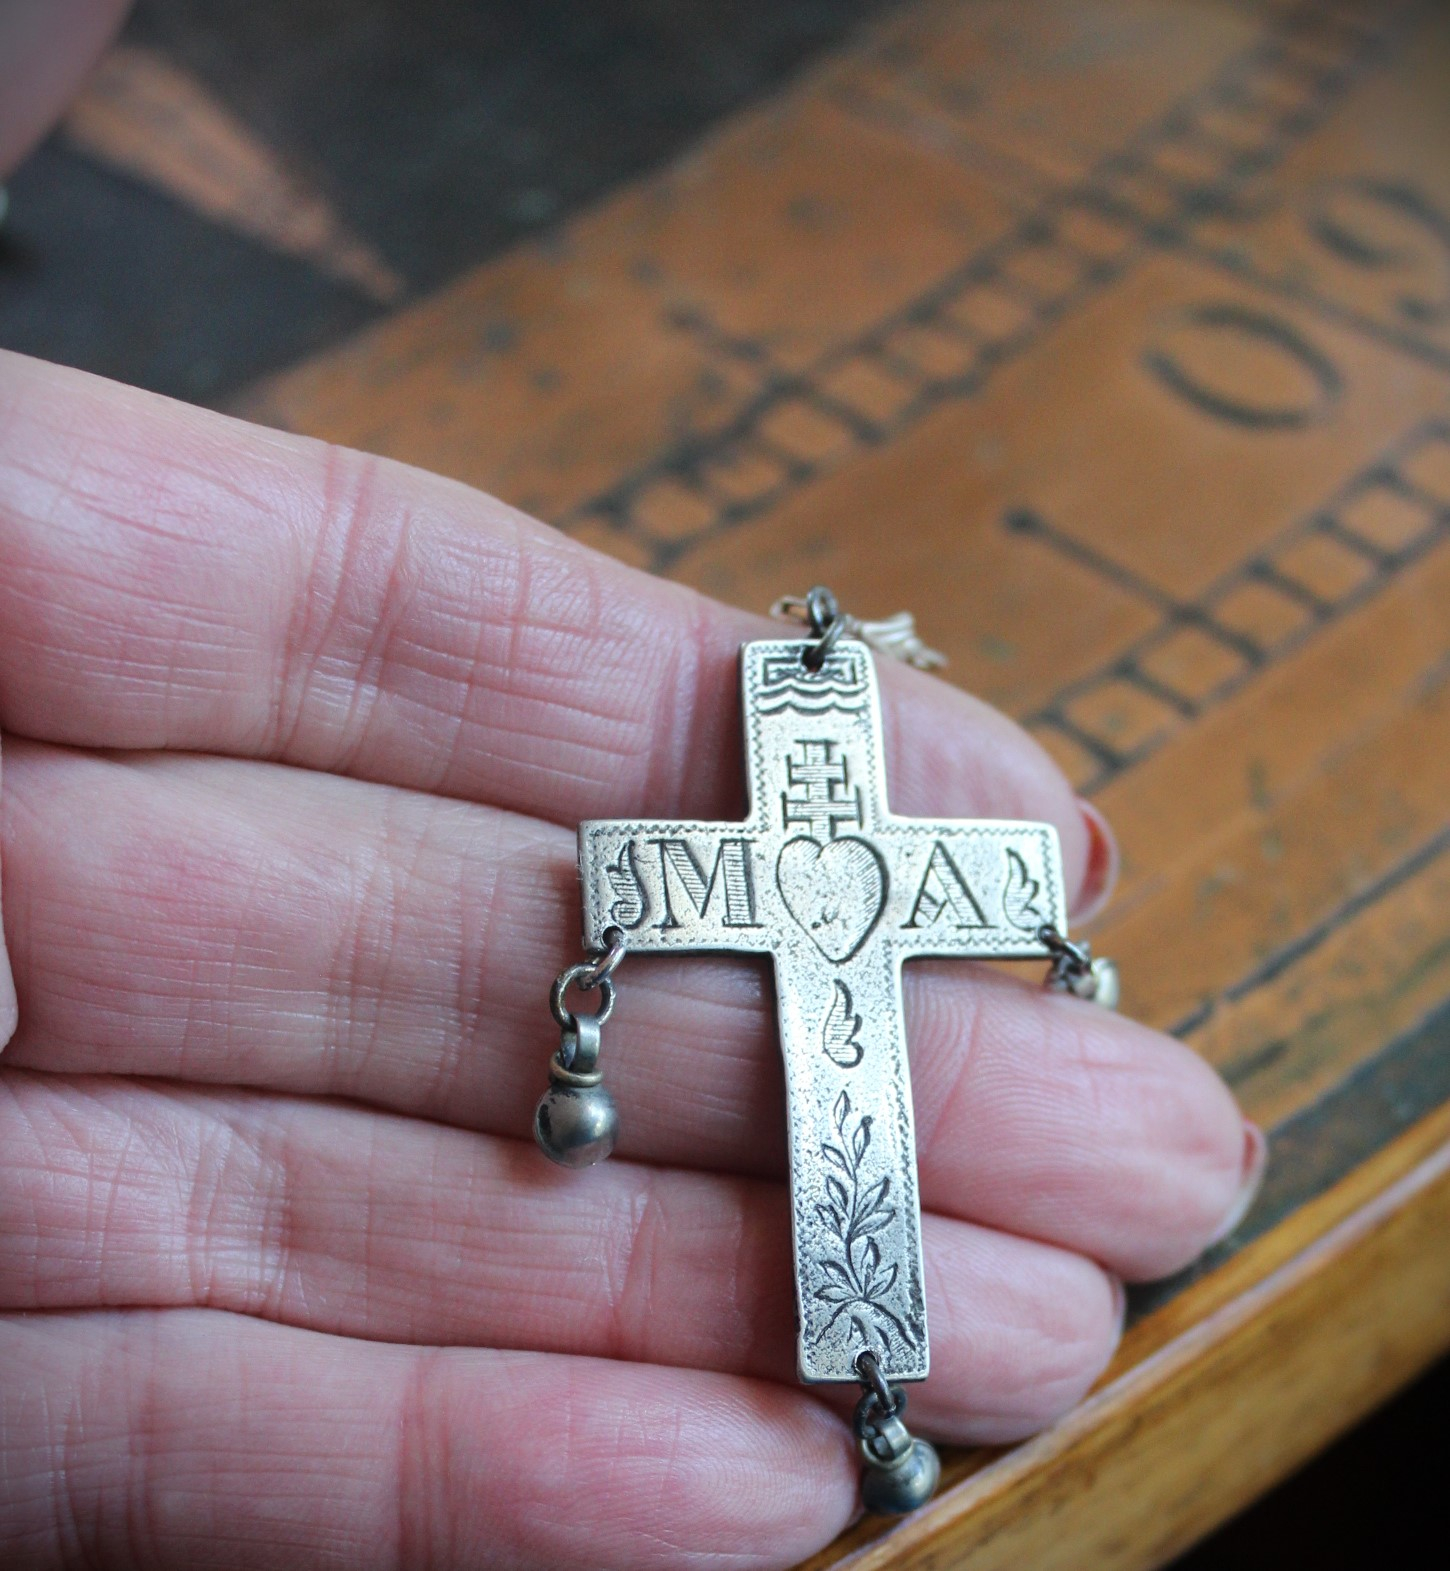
xmin=225 ymin=0 xmax=1450 ymax=1564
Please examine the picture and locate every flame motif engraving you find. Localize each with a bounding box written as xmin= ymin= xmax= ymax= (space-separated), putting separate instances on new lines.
xmin=821 ymin=980 xmax=864 ymax=1068
xmin=1002 ymin=847 xmax=1045 ymax=932
xmin=605 ymin=842 xmax=647 ymax=929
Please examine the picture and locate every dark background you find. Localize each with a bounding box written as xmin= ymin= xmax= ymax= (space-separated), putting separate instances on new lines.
xmin=1172 ymin=1353 xmax=1444 ymax=1569
xmin=1 ymin=3 xmax=1444 ymax=1564
xmin=0 ymin=0 xmax=895 ymax=402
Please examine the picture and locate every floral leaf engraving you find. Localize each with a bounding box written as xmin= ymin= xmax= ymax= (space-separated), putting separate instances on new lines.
xmin=815 ymin=1201 xmax=845 ymax=1236
xmin=821 ymin=980 xmax=865 ymax=1068
xmin=1002 ymin=847 xmax=1045 ymax=932
xmin=822 ymin=1145 xmax=852 ymax=1176
xmin=852 ymin=1115 xmax=872 ymax=1163
xmin=813 ymin=1096 xmax=916 ymax=1354
xmin=605 ymin=841 xmax=647 ymax=928
xmin=860 ymin=1237 xmax=881 ymax=1292
xmin=854 ymin=1177 xmax=893 ymax=1235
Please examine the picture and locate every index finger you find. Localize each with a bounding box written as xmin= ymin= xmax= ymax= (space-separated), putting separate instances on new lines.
xmin=0 ymin=350 xmax=1092 ymax=891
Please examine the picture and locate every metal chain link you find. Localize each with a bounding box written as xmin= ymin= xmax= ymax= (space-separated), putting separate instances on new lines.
xmin=770 ymin=585 xmax=947 ymax=671
xmin=549 ymin=926 xmax=627 ymax=1036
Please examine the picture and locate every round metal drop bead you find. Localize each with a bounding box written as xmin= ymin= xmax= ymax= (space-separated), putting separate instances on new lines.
xmin=860 ymin=1437 xmax=941 ymax=1516
xmin=1088 ymin=955 xmax=1121 ymax=1011
xmin=534 ymin=1082 xmax=619 ymax=1168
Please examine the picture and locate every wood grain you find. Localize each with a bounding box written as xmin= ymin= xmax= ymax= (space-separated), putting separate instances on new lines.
xmin=225 ymin=0 xmax=1450 ymax=1563
xmin=804 ymin=1102 xmax=1450 ymax=1569
xmin=64 ymin=47 xmax=403 ymax=303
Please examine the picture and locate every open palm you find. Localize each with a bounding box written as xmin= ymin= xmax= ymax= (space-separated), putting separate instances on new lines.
xmin=0 ymin=351 xmax=1257 ymax=1569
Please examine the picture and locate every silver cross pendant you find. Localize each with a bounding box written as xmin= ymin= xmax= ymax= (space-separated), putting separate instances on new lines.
xmin=535 ymin=591 xmax=1109 ymax=1514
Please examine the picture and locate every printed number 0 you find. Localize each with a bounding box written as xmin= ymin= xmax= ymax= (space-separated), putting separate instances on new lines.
xmin=1143 ymin=303 xmax=1342 ymax=430
xmin=1307 ymin=177 xmax=1450 ymax=326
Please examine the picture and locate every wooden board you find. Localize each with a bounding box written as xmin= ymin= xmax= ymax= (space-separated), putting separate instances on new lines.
xmin=45 ymin=0 xmax=1450 ymax=1564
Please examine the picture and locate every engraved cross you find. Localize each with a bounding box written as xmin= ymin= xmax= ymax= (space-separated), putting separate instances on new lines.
xmin=579 ymin=639 xmax=1066 ymax=1385
xmin=783 ymin=739 xmax=862 ymax=840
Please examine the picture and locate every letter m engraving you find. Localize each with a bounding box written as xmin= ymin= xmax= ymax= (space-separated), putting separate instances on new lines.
xmin=652 ymin=838 xmax=759 ymax=929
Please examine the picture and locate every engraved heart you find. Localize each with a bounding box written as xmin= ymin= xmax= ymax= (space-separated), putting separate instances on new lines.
xmin=777 ymin=836 xmax=888 ymax=963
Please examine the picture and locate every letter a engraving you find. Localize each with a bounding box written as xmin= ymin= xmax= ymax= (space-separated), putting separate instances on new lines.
xmin=905 ymin=841 xmax=992 ymax=930
xmin=578 ymin=640 xmax=1067 ymax=1384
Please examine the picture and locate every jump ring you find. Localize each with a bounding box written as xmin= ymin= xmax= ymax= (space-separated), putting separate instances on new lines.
xmin=1038 ymin=922 xmax=1090 ymax=969
xmin=579 ymin=926 xmax=627 ymax=989
xmin=854 ymin=1351 xmax=902 ymax=1420
xmin=852 ymin=1383 xmax=908 ymax=1436
xmin=805 ymin=585 xmax=841 ymax=636
xmin=803 ymin=614 xmax=845 ymax=670
xmin=802 ymin=586 xmax=845 ymax=671
xmin=550 ymin=966 xmax=617 ymax=1031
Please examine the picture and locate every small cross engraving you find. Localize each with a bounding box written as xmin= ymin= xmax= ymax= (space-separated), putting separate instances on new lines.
xmin=580 ymin=639 xmax=1066 ymax=1384
xmin=783 ymin=739 xmax=863 ymax=839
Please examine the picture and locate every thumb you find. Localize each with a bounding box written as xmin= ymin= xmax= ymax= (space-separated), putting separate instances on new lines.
xmin=0 ymin=0 xmax=132 ymax=177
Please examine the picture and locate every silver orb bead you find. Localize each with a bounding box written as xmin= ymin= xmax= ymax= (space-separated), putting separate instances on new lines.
xmin=856 ymin=1390 xmax=941 ymax=1517
xmin=1088 ymin=955 xmax=1120 ymax=1010
xmin=534 ymin=1081 xmax=618 ymax=1168
xmin=860 ymin=1436 xmax=941 ymax=1516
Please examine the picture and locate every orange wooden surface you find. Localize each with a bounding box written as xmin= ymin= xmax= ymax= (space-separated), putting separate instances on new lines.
xmin=210 ymin=0 xmax=1449 ymax=1563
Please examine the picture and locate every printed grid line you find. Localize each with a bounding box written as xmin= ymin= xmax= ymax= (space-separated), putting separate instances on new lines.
xmin=1027 ymin=418 xmax=1450 ymax=792
xmin=559 ymin=1 xmax=1442 ymax=831
xmin=557 ymin=0 xmax=1409 ymax=574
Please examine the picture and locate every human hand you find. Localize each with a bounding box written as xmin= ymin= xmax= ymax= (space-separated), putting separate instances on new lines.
xmin=0 ymin=9 xmax=1259 ymax=1562
xmin=0 ymin=349 xmax=1263 ymax=1569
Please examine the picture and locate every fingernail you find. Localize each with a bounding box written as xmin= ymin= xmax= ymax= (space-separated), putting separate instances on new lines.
xmin=1211 ymin=1122 xmax=1268 ymax=1246
xmin=1108 ymin=1274 xmax=1127 ymax=1331
xmin=0 ymin=957 xmax=15 ymax=1050
xmin=1070 ymin=797 xmax=1120 ymax=924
